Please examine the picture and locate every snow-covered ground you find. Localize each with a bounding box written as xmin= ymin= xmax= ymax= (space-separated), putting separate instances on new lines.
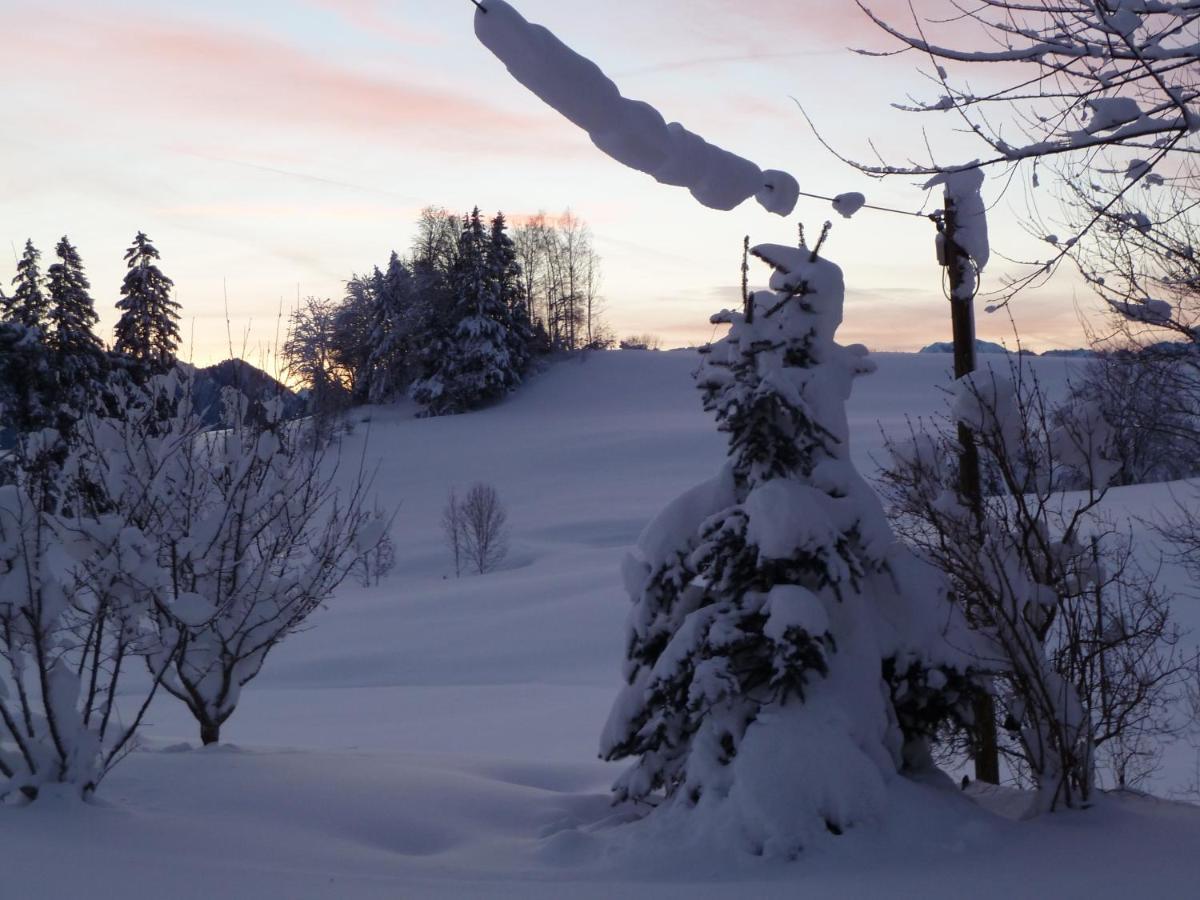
xmin=4 ymin=350 xmax=1197 ymax=898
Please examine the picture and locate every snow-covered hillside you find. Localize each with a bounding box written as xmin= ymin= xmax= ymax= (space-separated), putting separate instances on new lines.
xmin=2 ymin=350 xmax=1197 ymax=899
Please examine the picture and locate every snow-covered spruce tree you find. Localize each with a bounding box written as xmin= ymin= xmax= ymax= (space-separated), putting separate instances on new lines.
xmin=365 ymin=253 xmax=418 ymax=403
xmin=46 ymin=237 xmax=107 ymax=419
xmin=0 ymin=322 xmax=56 ymax=437
xmin=601 ymin=239 xmax=976 ymax=854
xmin=488 ymin=212 xmax=534 ymax=378
xmin=113 ymin=231 xmax=180 ymax=375
xmin=411 ymin=208 xmax=518 ymax=416
xmin=8 ymin=240 xmax=49 ymax=329
xmin=140 ymin=387 xmax=376 ymax=745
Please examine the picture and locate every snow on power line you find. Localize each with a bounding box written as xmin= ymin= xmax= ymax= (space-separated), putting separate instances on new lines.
xmin=473 ymin=0 xmax=800 ymax=217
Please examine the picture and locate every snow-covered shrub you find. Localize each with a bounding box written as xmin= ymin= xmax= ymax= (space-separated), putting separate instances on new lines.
xmin=131 ymin=385 xmax=376 ymax=745
xmin=0 ymin=388 xmax=180 ymax=801
xmin=882 ymin=362 xmax=1193 ymax=810
xmin=601 ymin=239 xmax=977 ymax=855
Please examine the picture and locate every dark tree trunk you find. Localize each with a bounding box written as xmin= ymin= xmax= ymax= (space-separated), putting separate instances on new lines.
xmin=200 ymin=721 xmax=220 ymax=746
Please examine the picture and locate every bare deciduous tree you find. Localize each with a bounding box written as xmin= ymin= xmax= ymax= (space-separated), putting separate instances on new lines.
xmin=1056 ymin=172 xmax=1200 ymax=461
xmin=461 ymin=482 xmax=509 ymax=574
xmin=620 ymin=334 xmax=662 ymax=351
xmin=512 ymin=211 xmax=604 ymax=351
xmin=442 ymin=487 xmax=464 ymax=578
xmin=1063 ymin=349 xmax=1200 ymax=485
xmin=410 ymin=205 xmax=460 ymax=273
xmin=444 ymin=483 xmax=509 ymax=576
xmin=882 ymin=360 xmax=1195 ymax=811
xmin=123 ymin=383 xmax=377 ymax=746
xmin=354 ymin=503 xmax=397 ymax=588
xmin=817 ymin=3 xmax=1200 ymax=307
xmin=283 ymin=295 xmax=354 ymax=423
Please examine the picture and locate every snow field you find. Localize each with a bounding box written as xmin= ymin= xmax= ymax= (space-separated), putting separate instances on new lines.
xmin=3 ymin=349 xmax=1198 ymax=898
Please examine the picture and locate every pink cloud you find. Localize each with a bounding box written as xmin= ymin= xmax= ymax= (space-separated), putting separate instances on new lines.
xmin=7 ymin=8 xmax=563 ymax=153
xmin=301 ymin=0 xmax=446 ymax=46
xmin=152 ymin=201 xmax=412 ymax=222
xmin=647 ymin=1 xmax=915 ymax=52
xmin=618 ymin=1 xmax=994 ymax=77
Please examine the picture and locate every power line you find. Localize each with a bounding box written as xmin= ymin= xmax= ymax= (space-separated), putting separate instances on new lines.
xmin=464 ymin=0 xmax=926 ymax=222
xmin=796 ymin=189 xmax=929 ymax=220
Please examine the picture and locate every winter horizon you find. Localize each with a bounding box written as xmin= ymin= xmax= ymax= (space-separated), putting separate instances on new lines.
xmin=5 ymin=0 xmax=1096 ymax=367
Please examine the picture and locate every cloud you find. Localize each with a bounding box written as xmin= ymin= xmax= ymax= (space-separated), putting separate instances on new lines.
xmin=172 ymin=149 xmax=427 ymax=202
xmin=661 ymin=0 xmax=917 ymax=52
xmin=301 ymin=0 xmax=444 ymax=44
xmin=612 ymin=48 xmax=840 ymax=80
xmin=7 ymin=7 xmax=562 ymax=153
xmin=150 ymin=201 xmax=410 ymax=223
xmin=621 ymin=1 xmax=1000 ymax=85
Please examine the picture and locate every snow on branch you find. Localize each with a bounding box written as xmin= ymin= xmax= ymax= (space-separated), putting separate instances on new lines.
xmin=474 ymin=1 xmax=800 ymax=216
xmin=849 ymin=0 xmax=1200 ymax=175
xmin=1108 ymin=296 xmax=1174 ymax=324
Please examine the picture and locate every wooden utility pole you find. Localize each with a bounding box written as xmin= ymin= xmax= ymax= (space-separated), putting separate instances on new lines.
xmin=943 ymin=195 xmax=1001 ymax=786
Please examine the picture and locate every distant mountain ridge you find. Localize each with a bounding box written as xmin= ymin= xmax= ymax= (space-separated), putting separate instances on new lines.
xmin=918 ymin=340 xmax=1097 ymax=358
xmin=919 ymin=339 xmax=1016 ymax=355
xmin=187 ymin=359 xmax=305 ymax=426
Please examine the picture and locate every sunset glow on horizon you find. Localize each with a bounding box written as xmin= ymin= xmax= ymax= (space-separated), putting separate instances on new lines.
xmin=4 ymin=0 xmax=1100 ymax=369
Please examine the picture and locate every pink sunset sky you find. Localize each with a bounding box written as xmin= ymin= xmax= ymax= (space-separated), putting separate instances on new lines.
xmin=4 ymin=0 xmax=1095 ymax=366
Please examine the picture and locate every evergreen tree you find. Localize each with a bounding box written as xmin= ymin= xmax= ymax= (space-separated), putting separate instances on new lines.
xmin=487 ymin=212 xmax=535 ymax=377
xmin=365 ymin=253 xmax=417 ymax=403
xmin=114 ymin=232 xmax=180 ymax=374
xmin=600 ymin=239 xmax=977 ymax=854
xmin=411 ymin=208 xmax=517 ymax=416
xmin=0 ymin=321 xmax=55 ymax=439
xmin=9 ymin=239 xmax=49 ymax=329
xmin=47 ymin=236 xmax=106 ymax=414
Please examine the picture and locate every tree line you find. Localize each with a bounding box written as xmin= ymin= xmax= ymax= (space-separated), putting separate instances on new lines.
xmin=0 ymin=232 xmax=384 ymax=800
xmin=0 ymin=233 xmax=180 ymax=439
xmin=282 ymin=206 xmax=608 ymax=418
